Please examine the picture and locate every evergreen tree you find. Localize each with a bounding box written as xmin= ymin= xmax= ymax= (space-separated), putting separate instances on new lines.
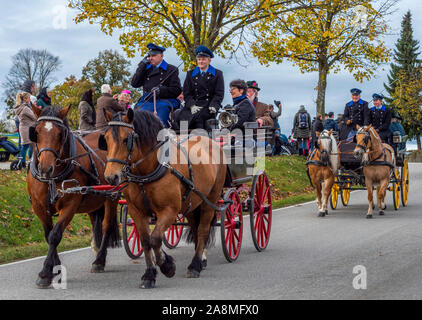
xmin=384 ymin=10 xmax=421 ymax=107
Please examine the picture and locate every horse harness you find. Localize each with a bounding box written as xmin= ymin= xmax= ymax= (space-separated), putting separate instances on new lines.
xmin=355 ymin=129 xmax=395 ymax=169
xmin=30 ymin=116 xmax=103 ymax=216
xmin=104 ymin=119 xmax=231 ymax=214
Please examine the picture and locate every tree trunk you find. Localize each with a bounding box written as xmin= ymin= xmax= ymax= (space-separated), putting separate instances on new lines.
xmin=316 ymin=60 xmax=329 ymax=119
xmin=417 ymin=133 xmax=421 ymax=150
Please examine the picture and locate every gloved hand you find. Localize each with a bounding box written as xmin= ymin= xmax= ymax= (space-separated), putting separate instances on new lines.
xmin=151 ymin=86 xmax=160 ymax=95
xmin=191 ymin=105 xmax=201 ymax=114
xmin=209 ymin=106 xmax=216 ymax=114
xmin=141 ymin=55 xmax=149 ymax=65
xmin=274 ymin=100 xmax=281 ymax=107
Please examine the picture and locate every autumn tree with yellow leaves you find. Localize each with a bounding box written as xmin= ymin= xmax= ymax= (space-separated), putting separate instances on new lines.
xmin=68 ymin=0 xmax=313 ymax=68
xmin=251 ymin=0 xmax=397 ymax=116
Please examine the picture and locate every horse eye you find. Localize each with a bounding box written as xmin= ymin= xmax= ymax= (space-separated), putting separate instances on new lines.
xmin=123 ymin=138 xmax=128 ymax=145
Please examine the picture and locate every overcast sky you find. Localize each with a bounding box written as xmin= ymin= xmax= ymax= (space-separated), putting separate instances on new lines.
xmin=0 ymin=0 xmax=421 ymax=134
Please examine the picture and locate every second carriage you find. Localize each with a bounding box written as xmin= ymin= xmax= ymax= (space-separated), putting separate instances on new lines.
xmin=330 ymin=133 xmax=409 ymax=211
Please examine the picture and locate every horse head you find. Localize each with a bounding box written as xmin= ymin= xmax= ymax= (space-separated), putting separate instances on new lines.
xmin=317 ymin=129 xmax=333 ymax=164
xmin=30 ymin=105 xmax=71 ymax=179
xmin=353 ymin=125 xmax=372 ymax=162
xmin=100 ymin=108 xmax=165 ymax=186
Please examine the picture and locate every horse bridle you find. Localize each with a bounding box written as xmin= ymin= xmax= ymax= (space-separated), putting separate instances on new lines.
xmin=31 ymin=116 xmax=69 ymax=162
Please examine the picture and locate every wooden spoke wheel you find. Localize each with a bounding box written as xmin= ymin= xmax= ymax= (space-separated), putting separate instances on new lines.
xmin=330 ymin=177 xmax=339 ymax=210
xmin=221 ymin=188 xmax=243 ymax=262
xmin=250 ymin=172 xmax=272 ymax=252
xmin=341 ymin=181 xmax=351 ymax=206
xmin=392 ymin=169 xmax=400 ymax=211
xmin=401 ymin=159 xmax=409 ymax=207
xmin=163 ymin=213 xmax=185 ymax=249
xmin=121 ymin=205 xmax=143 ymax=259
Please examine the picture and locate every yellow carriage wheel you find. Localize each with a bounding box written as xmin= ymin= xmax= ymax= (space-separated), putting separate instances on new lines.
xmin=330 ymin=177 xmax=339 ymax=210
xmin=401 ymin=159 xmax=409 ymax=207
xmin=341 ymin=181 xmax=351 ymax=206
xmin=392 ymin=169 xmax=400 ymax=211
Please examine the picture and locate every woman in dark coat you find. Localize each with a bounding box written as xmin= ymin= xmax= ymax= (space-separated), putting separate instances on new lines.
xmin=78 ymin=88 xmax=96 ymax=131
xmin=36 ymin=87 xmax=51 ymax=109
xmin=229 ymin=79 xmax=255 ymax=131
xmin=177 ymin=46 xmax=224 ymax=131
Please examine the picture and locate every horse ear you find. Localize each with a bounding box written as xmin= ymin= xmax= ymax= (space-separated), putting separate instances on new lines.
xmin=59 ymin=105 xmax=71 ymax=119
xmin=104 ymin=109 xmax=113 ymax=122
xmin=32 ymin=105 xmax=42 ymax=118
xmin=126 ymin=108 xmax=134 ymax=124
xmin=328 ymin=129 xmax=333 ymax=135
xmin=316 ymin=131 xmax=320 ymax=137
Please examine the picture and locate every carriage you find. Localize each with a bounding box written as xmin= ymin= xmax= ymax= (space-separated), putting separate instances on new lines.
xmin=329 ymin=133 xmax=409 ymax=211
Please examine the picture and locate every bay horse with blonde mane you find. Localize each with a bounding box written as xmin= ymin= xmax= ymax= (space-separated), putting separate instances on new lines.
xmin=306 ymin=129 xmax=339 ymax=217
xmin=27 ymin=105 xmax=120 ymax=288
xmin=98 ymin=108 xmax=227 ymax=289
xmin=353 ymin=125 xmax=395 ymax=218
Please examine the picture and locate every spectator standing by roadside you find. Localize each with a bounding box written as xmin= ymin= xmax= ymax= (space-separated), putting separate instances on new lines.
xmin=119 ymin=90 xmax=132 ymax=109
xmin=14 ymin=92 xmax=37 ymax=167
xmin=36 ymin=87 xmax=51 ymax=109
xmin=95 ymin=84 xmax=126 ymax=130
xmin=293 ymin=105 xmax=311 ymax=156
xmin=324 ymin=112 xmax=338 ymax=132
xmin=22 ymin=80 xmax=37 ymax=105
xmin=78 ymin=88 xmax=96 ymax=131
xmin=311 ymin=113 xmax=324 ymax=149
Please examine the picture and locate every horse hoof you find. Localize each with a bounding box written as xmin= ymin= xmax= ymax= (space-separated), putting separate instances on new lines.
xmin=379 ymin=211 xmax=385 ymax=216
xmin=186 ymin=269 xmax=200 ymax=278
xmin=91 ymin=264 xmax=105 ymax=273
xmin=202 ymin=259 xmax=207 ymax=269
xmin=139 ymin=279 xmax=156 ymax=289
xmin=318 ymin=211 xmax=326 ymax=217
xmin=36 ymin=276 xmax=52 ymax=289
xmin=366 ymin=214 xmax=373 ymax=219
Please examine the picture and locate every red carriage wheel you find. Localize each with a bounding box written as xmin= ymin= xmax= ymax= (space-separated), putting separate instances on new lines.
xmin=250 ymin=171 xmax=272 ymax=251
xmin=121 ymin=205 xmax=143 ymax=259
xmin=163 ymin=213 xmax=185 ymax=249
xmin=221 ymin=188 xmax=243 ymax=262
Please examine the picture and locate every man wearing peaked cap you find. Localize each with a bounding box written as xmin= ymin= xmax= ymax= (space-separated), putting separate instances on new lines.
xmin=131 ymin=43 xmax=182 ymax=127
xmin=176 ymin=45 xmax=224 ymax=131
xmin=369 ymin=93 xmax=392 ymax=143
xmin=341 ymin=88 xmax=369 ymax=141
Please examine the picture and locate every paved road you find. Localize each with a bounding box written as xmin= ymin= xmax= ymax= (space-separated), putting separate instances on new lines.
xmin=0 ymin=163 xmax=421 ymax=300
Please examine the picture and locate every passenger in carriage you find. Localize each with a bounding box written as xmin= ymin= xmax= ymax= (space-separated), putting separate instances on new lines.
xmin=246 ymin=81 xmax=273 ymax=127
xmin=368 ymin=93 xmax=392 ymax=144
xmin=341 ymin=88 xmax=370 ymax=141
xmin=131 ymin=43 xmax=182 ymax=127
xmin=228 ymin=79 xmax=255 ymax=131
xmin=389 ymin=112 xmax=406 ymax=152
xmin=176 ymin=46 xmax=225 ymax=132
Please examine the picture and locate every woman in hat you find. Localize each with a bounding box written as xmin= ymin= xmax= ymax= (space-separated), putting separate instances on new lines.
xmin=177 ymin=45 xmax=224 ymax=131
xmin=369 ymin=93 xmax=392 ymax=143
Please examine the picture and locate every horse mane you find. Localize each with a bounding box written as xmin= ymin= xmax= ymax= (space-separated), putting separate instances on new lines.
xmin=110 ymin=110 xmax=164 ymax=149
xmin=132 ymin=110 xmax=164 ymax=147
xmin=39 ymin=106 xmax=70 ymax=128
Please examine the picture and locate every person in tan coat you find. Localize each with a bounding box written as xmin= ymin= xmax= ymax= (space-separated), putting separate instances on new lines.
xmin=95 ymin=84 xmax=126 ymax=130
xmin=13 ymin=92 xmax=37 ymax=167
xmin=246 ymin=81 xmax=273 ymax=127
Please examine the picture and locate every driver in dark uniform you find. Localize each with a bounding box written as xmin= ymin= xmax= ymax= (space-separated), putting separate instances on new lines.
xmin=368 ymin=93 xmax=392 ymax=143
xmin=341 ymin=88 xmax=370 ymax=141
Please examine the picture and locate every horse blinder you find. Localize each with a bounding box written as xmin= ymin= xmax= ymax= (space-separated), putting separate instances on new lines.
xmin=98 ymin=134 xmax=108 ymax=151
xmin=29 ymin=126 xmax=38 ymax=143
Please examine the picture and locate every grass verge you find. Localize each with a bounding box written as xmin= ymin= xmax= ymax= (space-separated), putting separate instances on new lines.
xmin=0 ymin=155 xmax=314 ymax=264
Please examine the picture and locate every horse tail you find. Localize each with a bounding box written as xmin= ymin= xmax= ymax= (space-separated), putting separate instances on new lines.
xmin=91 ymin=206 xmax=104 ymax=249
xmin=184 ymin=206 xmax=216 ymax=249
xmin=91 ymin=205 xmax=121 ymax=249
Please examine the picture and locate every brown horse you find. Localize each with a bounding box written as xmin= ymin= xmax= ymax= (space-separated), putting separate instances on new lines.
xmin=27 ymin=105 xmax=120 ymax=288
xmin=306 ymin=129 xmax=339 ymax=217
xmin=353 ymin=125 xmax=395 ymax=218
xmin=99 ymin=108 xmax=227 ymax=289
